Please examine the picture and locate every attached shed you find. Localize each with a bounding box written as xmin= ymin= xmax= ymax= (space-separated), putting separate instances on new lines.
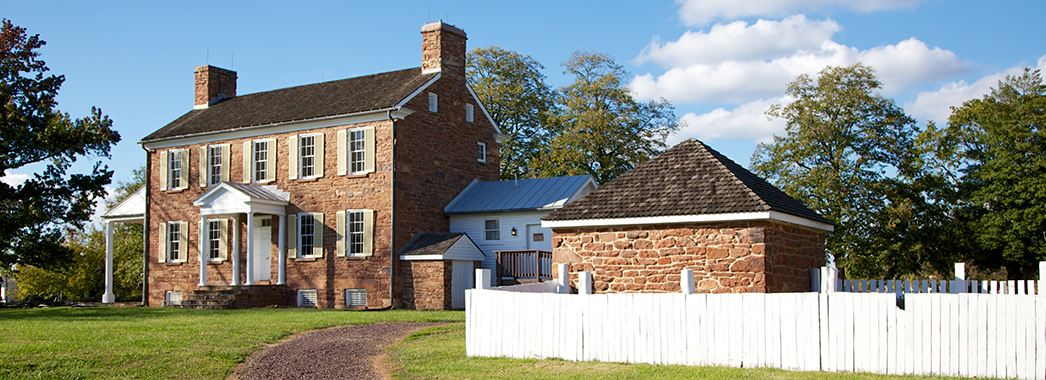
xmin=445 ymin=175 xmax=597 ymax=286
xmin=542 ymin=138 xmax=833 ymax=294
xmin=398 ymin=232 xmax=484 ymax=310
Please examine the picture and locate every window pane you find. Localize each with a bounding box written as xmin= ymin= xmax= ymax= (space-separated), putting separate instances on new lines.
xmin=169 ymin=151 xmax=182 ymax=188
xmin=484 ymin=219 xmax=499 ymax=241
xmin=254 ymin=141 xmax=267 ymax=181
xmin=300 ymin=135 xmax=314 ymax=178
xmin=349 ymin=130 xmax=365 ymax=174
xmin=168 ymin=223 xmax=181 ymax=261
xmin=208 ymin=220 xmax=221 ymax=260
xmin=209 ymin=146 xmax=222 ymax=185
xmin=348 ymin=211 xmax=364 ymax=255
xmin=299 ymin=214 xmax=314 ymax=256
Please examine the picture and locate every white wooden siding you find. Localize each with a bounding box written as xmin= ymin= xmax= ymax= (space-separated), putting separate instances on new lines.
xmin=450 ymin=211 xmax=553 ymax=286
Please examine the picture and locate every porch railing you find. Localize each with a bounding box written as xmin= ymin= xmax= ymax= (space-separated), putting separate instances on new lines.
xmin=495 ymin=250 xmax=553 ymax=285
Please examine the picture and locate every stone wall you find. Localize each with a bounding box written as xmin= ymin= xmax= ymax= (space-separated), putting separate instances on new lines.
xmin=550 ymin=221 xmax=825 ymax=294
xmin=399 ymin=260 xmax=449 ymax=310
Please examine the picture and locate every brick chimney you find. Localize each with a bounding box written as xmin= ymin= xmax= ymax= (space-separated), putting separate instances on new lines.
xmin=194 ymin=65 xmax=237 ymax=109
xmin=421 ymin=21 xmax=467 ymax=78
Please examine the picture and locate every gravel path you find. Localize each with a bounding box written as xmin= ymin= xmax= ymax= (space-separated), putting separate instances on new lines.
xmin=232 ymin=322 xmax=448 ymax=380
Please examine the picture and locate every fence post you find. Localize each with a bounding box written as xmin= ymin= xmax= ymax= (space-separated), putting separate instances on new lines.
xmin=556 ymin=263 xmax=570 ymax=294
xmin=578 ymin=271 xmax=593 ymax=295
xmin=822 ymin=266 xmax=838 ymax=293
xmin=1040 ymin=261 xmax=1045 ymax=295
xmin=682 ymin=269 xmax=695 ymax=294
xmin=476 ymin=269 xmax=491 ymax=290
xmin=951 ymin=262 xmax=966 ymax=294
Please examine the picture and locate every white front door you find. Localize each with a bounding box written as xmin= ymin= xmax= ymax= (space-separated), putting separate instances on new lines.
xmin=526 ymin=224 xmax=552 ymax=251
xmin=451 ymin=260 xmax=473 ymax=309
xmin=252 ymin=216 xmax=272 ymax=283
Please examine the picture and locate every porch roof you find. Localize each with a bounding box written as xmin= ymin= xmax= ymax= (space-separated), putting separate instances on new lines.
xmin=192 ymin=182 xmax=289 ymax=216
xmin=101 ymin=187 xmax=145 ymax=223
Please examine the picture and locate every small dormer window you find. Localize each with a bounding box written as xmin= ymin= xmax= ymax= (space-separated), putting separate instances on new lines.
xmin=477 ymin=142 xmax=486 ymax=163
xmin=465 ymin=104 xmax=474 ymax=122
xmin=428 ymin=93 xmax=438 ymax=113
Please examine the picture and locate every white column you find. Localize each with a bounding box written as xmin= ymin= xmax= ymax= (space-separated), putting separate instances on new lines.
xmin=951 ymin=262 xmax=966 ymax=294
xmin=681 ymin=269 xmax=695 ymax=295
xmin=556 ymin=263 xmax=569 ymax=294
xmin=277 ymin=214 xmax=286 ymax=285
xmin=231 ymin=215 xmax=241 ymax=286
xmin=578 ymin=271 xmax=593 ymax=295
xmin=198 ymin=216 xmax=208 ymax=287
xmin=245 ymin=212 xmax=254 ymax=286
xmin=102 ymin=221 xmax=116 ymax=303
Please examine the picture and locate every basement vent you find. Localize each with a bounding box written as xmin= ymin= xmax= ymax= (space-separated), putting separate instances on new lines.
xmin=298 ymin=289 xmax=318 ymax=308
xmin=346 ymin=289 xmax=367 ymax=307
xmin=165 ymin=291 xmax=182 ymax=306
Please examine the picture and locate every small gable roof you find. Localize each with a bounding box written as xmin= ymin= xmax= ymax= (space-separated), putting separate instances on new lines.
xmin=193 ymin=182 xmax=289 ymax=216
xmin=542 ymin=138 xmax=832 ymax=229
xmin=101 ymin=187 xmax=145 ymax=222
xmin=142 ymin=68 xmax=437 ymax=142
xmin=398 ymin=233 xmax=485 ymax=261
xmin=444 ymin=175 xmax=597 ymax=215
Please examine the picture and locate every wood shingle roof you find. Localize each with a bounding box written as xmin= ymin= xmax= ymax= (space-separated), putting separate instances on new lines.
xmin=142 ymin=68 xmax=436 ymax=142
xmin=542 ymin=138 xmax=832 ymax=225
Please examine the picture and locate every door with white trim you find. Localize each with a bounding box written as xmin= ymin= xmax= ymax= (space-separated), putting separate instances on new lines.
xmin=252 ymin=216 xmax=272 ymax=282
xmin=526 ymin=224 xmax=552 ymax=251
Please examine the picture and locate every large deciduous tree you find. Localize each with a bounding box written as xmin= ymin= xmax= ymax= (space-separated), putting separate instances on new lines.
xmin=537 ymin=51 xmax=678 ymax=184
xmin=752 ymin=63 xmax=961 ymax=278
xmin=466 ymin=47 xmax=556 ymax=180
xmin=0 ymin=19 xmax=120 ymax=270
xmin=948 ymin=69 xmax=1046 ymax=279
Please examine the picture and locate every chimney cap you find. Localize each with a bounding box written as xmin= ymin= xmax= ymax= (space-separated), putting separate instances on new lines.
xmin=421 ymin=21 xmax=466 ymax=38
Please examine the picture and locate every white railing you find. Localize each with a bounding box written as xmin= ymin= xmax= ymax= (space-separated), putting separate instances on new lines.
xmin=466 ymin=264 xmax=1046 ymax=379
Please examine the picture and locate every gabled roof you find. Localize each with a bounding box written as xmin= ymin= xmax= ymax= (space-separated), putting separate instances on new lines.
xmin=101 ymin=187 xmax=145 ymax=222
xmin=398 ymin=233 xmax=485 ymax=261
xmin=193 ymin=182 xmax=289 ymax=216
xmin=444 ymin=175 xmax=597 ymax=215
xmin=542 ymin=138 xmax=832 ymax=229
xmin=142 ymin=68 xmax=437 ymax=142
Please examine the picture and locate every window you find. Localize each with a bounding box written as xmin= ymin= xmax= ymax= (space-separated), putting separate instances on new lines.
xmin=337 ymin=210 xmax=372 ymax=257
xmin=299 ymin=134 xmax=315 ymax=178
xmin=484 ymin=219 xmax=500 ymax=241
xmin=298 ymin=289 xmax=318 ymax=307
xmin=168 ymin=222 xmax=182 ymax=261
xmin=169 ymin=150 xmax=183 ymax=189
xmin=165 ymin=291 xmax=182 ymax=306
xmin=208 ymin=220 xmax=221 ymax=260
xmin=253 ymin=140 xmax=268 ymax=182
xmin=299 ymin=214 xmax=315 ymax=258
xmin=465 ymin=103 xmax=474 ymax=122
xmin=349 ymin=129 xmax=366 ymax=174
xmin=477 ymin=142 xmax=486 ymax=163
xmin=208 ymin=146 xmax=222 ymax=186
xmin=428 ymin=92 xmax=438 ymax=112
xmin=346 ymin=289 xmax=367 ymax=307
xmin=347 ymin=211 xmax=365 ymax=255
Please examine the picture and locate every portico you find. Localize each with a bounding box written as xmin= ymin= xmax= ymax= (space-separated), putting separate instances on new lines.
xmin=100 ymin=187 xmax=146 ymax=303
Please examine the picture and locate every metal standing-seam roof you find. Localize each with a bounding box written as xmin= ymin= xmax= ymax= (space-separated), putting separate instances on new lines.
xmin=542 ymin=138 xmax=832 ymax=225
xmin=444 ymin=175 xmax=597 ymax=215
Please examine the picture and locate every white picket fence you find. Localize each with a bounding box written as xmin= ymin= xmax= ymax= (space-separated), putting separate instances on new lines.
xmin=466 ymin=264 xmax=1046 ymax=379
xmin=817 ymin=263 xmax=1042 ymax=295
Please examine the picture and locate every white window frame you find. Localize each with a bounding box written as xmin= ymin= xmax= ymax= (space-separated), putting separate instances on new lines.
xmin=348 ymin=129 xmax=367 ymax=175
xmin=168 ymin=222 xmax=182 ymax=262
xmin=465 ymin=103 xmax=474 ymax=122
xmin=207 ymin=145 xmax=222 ymax=186
xmin=253 ymin=140 xmax=269 ymax=183
xmin=428 ymin=92 xmax=438 ymax=113
xmin=477 ymin=142 xmax=487 ymax=163
xmin=346 ymin=289 xmax=367 ymax=307
xmin=298 ymin=289 xmax=318 ymax=307
xmin=298 ymin=213 xmax=317 ymax=258
xmin=346 ymin=210 xmax=366 ymax=256
xmin=299 ymin=134 xmax=317 ymax=178
xmin=168 ymin=149 xmax=184 ymax=190
xmin=484 ymin=218 xmax=500 ymax=241
xmin=208 ymin=219 xmax=222 ymax=261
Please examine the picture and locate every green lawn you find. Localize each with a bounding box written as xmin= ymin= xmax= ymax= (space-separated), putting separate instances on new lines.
xmin=0 ymin=306 xmax=463 ymax=379
xmin=389 ymin=323 xmax=987 ymax=380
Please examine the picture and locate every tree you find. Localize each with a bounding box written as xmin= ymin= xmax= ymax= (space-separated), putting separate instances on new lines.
xmin=536 ymin=51 xmax=678 ymax=184
xmin=0 ymin=19 xmax=120 ymax=270
xmin=467 ymin=47 xmax=556 ymax=180
xmin=947 ymin=69 xmax=1046 ymax=278
xmin=752 ymin=63 xmax=960 ymax=278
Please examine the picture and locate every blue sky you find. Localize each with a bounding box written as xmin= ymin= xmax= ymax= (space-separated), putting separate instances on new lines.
xmin=6 ymin=1 xmax=1046 ymax=220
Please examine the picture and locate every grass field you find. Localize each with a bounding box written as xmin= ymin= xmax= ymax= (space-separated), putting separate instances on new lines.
xmin=388 ymin=323 xmax=984 ymax=380
xmin=0 ymin=306 xmax=462 ymax=379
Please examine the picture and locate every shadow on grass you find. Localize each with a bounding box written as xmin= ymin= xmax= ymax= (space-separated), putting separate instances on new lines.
xmin=0 ymin=306 xmax=226 ymax=321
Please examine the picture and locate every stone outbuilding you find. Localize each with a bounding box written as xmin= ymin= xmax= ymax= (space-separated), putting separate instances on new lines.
xmin=541 ymin=138 xmax=833 ymax=294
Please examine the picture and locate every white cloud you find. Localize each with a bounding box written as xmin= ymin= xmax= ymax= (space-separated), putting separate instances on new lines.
xmin=670 ymin=97 xmax=788 ymax=145
xmin=0 ymin=171 xmax=30 ymax=187
xmin=637 ymin=15 xmax=840 ymax=67
xmin=632 ymin=37 xmax=966 ymax=104
xmin=907 ymin=55 xmax=1046 ymax=125
xmin=677 ymin=0 xmax=925 ymax=26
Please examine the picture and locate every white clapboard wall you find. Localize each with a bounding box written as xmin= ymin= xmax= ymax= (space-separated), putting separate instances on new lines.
xmin=467 ymin=279 xmax=1046 ymax=379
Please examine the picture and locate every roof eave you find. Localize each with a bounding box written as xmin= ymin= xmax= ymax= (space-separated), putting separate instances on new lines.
xmin=541 ymin=210 xmax=834 ymax=232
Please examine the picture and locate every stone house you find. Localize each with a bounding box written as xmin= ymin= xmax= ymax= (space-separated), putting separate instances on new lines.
xmin=542 ymin=138 xmax=833 ymax=294
xmin=136 ymin=22 xmax=503 ymax=309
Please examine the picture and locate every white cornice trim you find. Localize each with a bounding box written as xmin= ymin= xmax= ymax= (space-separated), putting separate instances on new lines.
xmin=140 ymin=108 xmax=415 ymax=150
xmin=395 ymin=72 xmax=441 ymax=108
xmin=399 ymin=254 xmax=444 ymax=261
xmin=541 ymin=211 xmax=834 ymax=231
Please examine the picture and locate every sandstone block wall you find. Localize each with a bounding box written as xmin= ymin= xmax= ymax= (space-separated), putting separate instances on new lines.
xmin=551 ymin=221 xmax=825 ymax=294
